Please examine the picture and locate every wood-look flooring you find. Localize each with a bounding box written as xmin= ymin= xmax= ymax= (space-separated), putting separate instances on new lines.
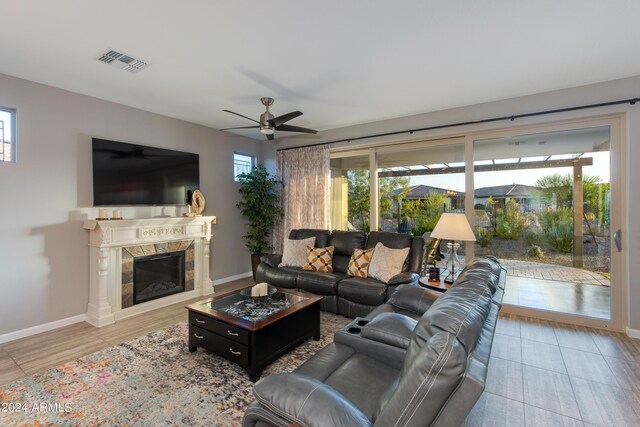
xmin=0 ymin=278 xmax=252 ymax=386
xmin=2 ymin=281 xmax=640 ymax=426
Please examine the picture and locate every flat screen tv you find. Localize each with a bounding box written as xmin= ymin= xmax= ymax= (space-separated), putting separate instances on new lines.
xmin=92 ymin=138 xmax=200 ymax=206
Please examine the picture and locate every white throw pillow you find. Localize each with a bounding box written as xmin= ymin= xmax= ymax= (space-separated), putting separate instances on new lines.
xmin=279 ymin=236 xmax=316 ymax=268
xmin=367 ymin=242 xmax=410 ymax=283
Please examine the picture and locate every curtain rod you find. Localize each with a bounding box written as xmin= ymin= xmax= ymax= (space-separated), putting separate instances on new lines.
xmin=276 ymin=97 xmax=639 ymax=152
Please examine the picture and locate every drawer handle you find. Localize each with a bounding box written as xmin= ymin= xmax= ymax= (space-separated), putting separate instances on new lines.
xmin=229 ymin=348 xmax=242 ymax=355
xmin=194 ymin=333 xmax=204 ymax=339
xmin=227 ymin=330 xmax=239 ymax=336
xmin=195 ymin=318 xmax=206 ymax=324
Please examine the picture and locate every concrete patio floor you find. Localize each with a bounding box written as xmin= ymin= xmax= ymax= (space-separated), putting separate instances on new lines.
xmin=498 ymin=259 xmax=610 ymax=287
xmin=498 ymin=259 xmax=611 ymax=320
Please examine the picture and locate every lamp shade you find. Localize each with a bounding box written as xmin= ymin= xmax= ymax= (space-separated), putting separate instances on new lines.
xmin=430 ymin=213 xmax=476 ymax=242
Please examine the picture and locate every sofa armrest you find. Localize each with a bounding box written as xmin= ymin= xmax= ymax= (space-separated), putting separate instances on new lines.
xmin=260 ymin=254 xmax=283 ymax=268
xmin=387 ymin=284 xmax=439 ymax=315
xmin=387 ymin=271 xmax=419 ymax=285
xmin=253 ymin=373 xmax=372 ymax=427
xmin=361 ymin=312 xmax=417 ymax=349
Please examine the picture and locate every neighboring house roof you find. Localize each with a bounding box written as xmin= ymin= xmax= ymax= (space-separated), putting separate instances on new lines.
xmin=474 ymin=183 xmax=539 ymax=198
xmin=392 ymin=184 xmax=462 ymax=199
xmin=392 ymin=183 xmax=539 ymax=200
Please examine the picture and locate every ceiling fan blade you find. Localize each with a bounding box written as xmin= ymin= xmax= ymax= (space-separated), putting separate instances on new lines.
xmin=275 ymin=124 xmax=318 ymax=134
xmin=266 ymin=133 xmax=274 ymax=141
xmin=269 ymin=111 xmax=303 ymax=127
xmin=222 ymin=109 xmax=261 ymax=124
xmin=219 ymin=125 xmax=260 ymax=131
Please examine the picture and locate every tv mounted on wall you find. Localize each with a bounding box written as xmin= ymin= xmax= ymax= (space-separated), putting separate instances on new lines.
xmin=92 ymin=138 xmax=200 ymax=206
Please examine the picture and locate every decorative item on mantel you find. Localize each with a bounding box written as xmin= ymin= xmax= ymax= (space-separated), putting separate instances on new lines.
xmin=96 ymin=208 xmax=109 ymax=220
xmin=183 ymin=189 xmax=206 ymax=217
xmin=111 ymin=210 xmax=123 ymax=220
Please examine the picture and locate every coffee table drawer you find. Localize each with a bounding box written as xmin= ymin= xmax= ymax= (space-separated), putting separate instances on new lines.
xmin=189 ymin=311 xmax=249 ymax=345
xmin=190 ymin=325 xmax=249 ymax=366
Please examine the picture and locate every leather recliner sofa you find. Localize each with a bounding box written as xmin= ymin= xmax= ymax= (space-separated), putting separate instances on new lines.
xmin=243 ymin=256 xmax=506 ymax=427
xmin=256 ymin=229 xmax=424 ymax=318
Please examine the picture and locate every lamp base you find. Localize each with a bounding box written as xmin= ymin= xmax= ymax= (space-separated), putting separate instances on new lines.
xmin=444 ymin=272 xmax=455 ymax=284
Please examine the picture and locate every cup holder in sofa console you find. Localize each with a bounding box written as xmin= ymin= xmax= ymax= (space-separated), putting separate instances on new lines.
xmin=347 ymin=327 xmax=362 ymax=334
xmin=356 ymin=319 xmax=369 ymax=327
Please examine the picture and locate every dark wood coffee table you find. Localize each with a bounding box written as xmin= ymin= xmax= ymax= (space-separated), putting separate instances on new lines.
xmin=186 ymin=286 xmax=321 ymax=382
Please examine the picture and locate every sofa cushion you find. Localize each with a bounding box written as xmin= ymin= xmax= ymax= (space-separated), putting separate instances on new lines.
xmin=338 ymin=277 xmax=387 ymax=306
xmin=253 ymin=373 xmax=372 ymax=427
xmin=295 ymin=342 xmax=356 ymax=381
xmin=416 ymin=281 xmax=493 ymax=354
xmin=297 ymin=270 xmax=344 ymax=296
xmin=280 ymin=236 xmax=316 ymax=268
xmin=375 ymin=331 xmax=467 ymax=427
xmin=303 ymin=246 xmax=335 ymax=272
xmin=330 ymin=230 xmax=367 ymax=256
xmin=367 ymin=243 xmax=410 ymax=283
xmin=289 ymin=229 xmax=331 ymax=248
xmin=366 ymin=231 xmax=413 ymax=250
xmin=324 ymin=352 xmax=400 ymax=422
xmin=454 ymin=256 xmax=503 ymax=294
xmin=347 ymin=248 xmax=375 ymax=278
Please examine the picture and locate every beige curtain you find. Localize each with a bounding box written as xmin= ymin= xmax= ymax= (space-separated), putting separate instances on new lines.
xmin=273 ymin=144 xmax=330 ymax=253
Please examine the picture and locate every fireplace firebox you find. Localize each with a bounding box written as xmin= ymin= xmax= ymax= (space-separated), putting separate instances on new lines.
xmin=133 ymin=251 xmax=185 ymax=305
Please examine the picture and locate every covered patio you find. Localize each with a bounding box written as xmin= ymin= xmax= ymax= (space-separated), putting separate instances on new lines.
xmin=499 ymin=259 xmax=609 ymax=320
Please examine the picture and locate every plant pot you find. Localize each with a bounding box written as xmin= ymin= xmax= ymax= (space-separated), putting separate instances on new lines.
xmin=251 ymin=253 xmax=264 ymax=281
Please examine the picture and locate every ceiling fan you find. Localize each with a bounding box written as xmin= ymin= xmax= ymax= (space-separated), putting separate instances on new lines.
xmin=221 ymin=97 xmax=318 ymax=140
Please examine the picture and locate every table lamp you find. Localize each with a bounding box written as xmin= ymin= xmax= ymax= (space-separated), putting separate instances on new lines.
xmin=429 ymin=213 xmax=476 ymax=284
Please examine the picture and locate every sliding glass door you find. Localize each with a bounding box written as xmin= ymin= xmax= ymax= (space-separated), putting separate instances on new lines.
xmin=329 ymin=117 xmax=624 ymax=328
xmin=330 ymin=154 xmax=370 ymax=232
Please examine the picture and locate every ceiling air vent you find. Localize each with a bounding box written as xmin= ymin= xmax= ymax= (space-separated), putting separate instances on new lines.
xmin=96 ymin=48 xmax=150 ymax=73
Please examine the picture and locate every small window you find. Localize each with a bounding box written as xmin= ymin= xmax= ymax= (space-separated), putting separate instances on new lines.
xmin=0 ymin=107 xmax=16 ymax=163
xmin=234 ymin=152 xmax=255 ymax=181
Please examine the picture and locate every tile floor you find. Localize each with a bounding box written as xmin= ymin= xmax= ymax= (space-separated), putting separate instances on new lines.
xmin=1 ymin=288 xmax=637 ymax=426
xmin=463 ymin=313 xmax=640 ymax=427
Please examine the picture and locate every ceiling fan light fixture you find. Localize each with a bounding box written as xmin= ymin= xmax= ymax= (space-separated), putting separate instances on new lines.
xmin=222 ymin=97 xmax=317 ymax=140
xmin=260 ymin=126 xmax=275 ymax=135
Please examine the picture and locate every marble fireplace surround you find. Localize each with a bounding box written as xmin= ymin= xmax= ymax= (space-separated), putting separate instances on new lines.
xmin=83 ymin=216 xmax=216 ymax=327
xmin=121 ymin=240 xmax=195 ymax=309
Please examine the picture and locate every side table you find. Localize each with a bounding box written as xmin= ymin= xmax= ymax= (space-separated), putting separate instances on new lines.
xmin=418 ymin=275 xmax=451 ymax=293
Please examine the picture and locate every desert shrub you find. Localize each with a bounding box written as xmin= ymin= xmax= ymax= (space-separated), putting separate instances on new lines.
xmin=524 ymin=229 xmax=542 ymax=246
xmin=527 ymin=245 xmax=544 ymax=258
xmin=475 ymin=227 xmax=492 ymax=248
xmin=411 ymin=215 xmax=440 ymax=236
xmin=545 ymin=222 xmax=573 ymax=253
xmin=494 ymin=198 xmax=526 ymax=240
xmin=540 ymin=207 xmax=573 ymax=253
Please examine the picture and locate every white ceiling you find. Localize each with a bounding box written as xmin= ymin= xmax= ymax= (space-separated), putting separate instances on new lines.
xmin=1 ymin=1 xmax=640 ymax=141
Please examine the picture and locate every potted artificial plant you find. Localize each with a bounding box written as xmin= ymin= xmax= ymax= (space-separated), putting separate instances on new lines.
xmin=236 ymin=164 xmax=283 ymax=280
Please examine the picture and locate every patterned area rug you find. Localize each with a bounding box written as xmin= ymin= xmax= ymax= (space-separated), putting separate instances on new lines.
xmin=0 ymin=313 xmax=349 ymax=426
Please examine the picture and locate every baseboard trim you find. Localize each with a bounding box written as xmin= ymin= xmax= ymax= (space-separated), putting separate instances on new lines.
xmin=213 ymin=271 xmax=252 ymax=286
xmin=0 ymin=314 xmax=86 ymax=344
xmin=626 ymin=327 xmax=640 ymax=339
xmin=0 ymin=272 xmax=253 ymax=344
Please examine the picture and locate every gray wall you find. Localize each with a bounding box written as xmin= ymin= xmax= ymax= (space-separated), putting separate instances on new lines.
xmin=0 ymin=73 xmax=258 ymax=335
xmin=262 ymin=75 xmax=640 ymax=331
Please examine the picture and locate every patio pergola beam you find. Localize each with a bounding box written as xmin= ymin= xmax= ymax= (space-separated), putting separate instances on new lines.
xmin=377 ymin=157 xmax=593 ymax=177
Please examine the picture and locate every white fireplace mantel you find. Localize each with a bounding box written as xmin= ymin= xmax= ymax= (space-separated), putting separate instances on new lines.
xmin=83 ymin=216 xmax=216 ymax=327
